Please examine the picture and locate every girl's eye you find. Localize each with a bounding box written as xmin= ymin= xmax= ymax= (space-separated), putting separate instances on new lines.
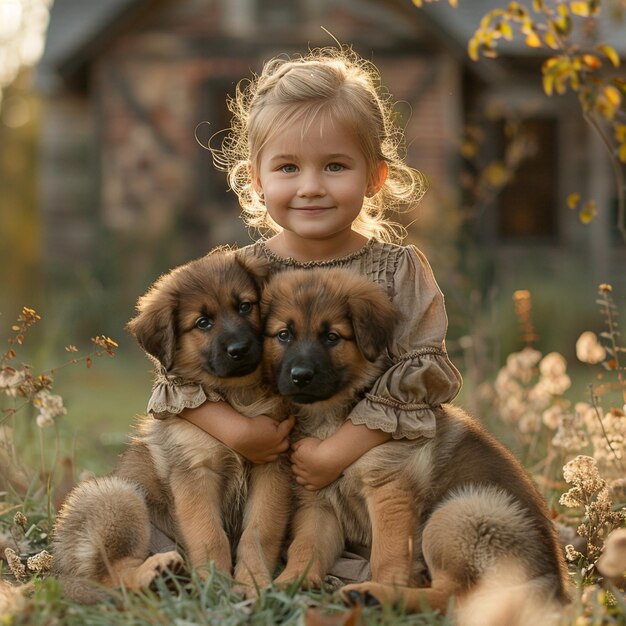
xmin=195 ymin=316 xmax=213 ymax=331
xmin=327 ymin=163 xmax=344 ymax=172
xmin=281 ymin=164 xmax=298 ymax=173
xmin=277 ymin=329 xmax=292 ymax=343
xmin=239 ymin=301 xmax=253 ymax=315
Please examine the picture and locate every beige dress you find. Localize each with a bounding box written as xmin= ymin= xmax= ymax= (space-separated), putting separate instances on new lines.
xmin=147 ymin=239 xmax=462 ymax=439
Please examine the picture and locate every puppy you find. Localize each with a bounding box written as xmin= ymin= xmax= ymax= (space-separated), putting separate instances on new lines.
xmin=262 ymin=266 xmax=569 ymax=615
xmin=52 ymin=248 xmax=290 ymax=602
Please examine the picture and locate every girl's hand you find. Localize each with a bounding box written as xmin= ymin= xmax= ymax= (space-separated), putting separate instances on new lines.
xmin=290 ymin=437 xmax=345 ymax=491
xmin=181 ymin=402 xmax=294 ymax=464
xmin=234 ymin=414 xmax=295 ymax=464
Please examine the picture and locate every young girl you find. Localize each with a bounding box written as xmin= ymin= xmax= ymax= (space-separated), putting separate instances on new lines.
xmin=147 ymin=47 xmax=462 ymax=493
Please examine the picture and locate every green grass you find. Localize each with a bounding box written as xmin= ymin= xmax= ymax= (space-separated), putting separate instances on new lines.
xmin=4 ymin=565 xmax=453 ymax=626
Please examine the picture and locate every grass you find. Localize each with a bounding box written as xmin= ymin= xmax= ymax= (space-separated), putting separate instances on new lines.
xmin=3 ymin=565 xmax=453 ymax=626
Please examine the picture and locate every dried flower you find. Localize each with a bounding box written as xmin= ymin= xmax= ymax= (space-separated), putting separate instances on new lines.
xmin=576 ymin=331 xmax=607 ymax=364
xmin=0 ymin=368 xmax=27 ymax=397
xmin=32 ymin=390 xmax=66 ymax=428
xmin=542 ymin=405 xmax=566 ymax=430
xmin=26 ymin=549 xmax=52 ymax=574
xmin=91 ymin=335 xmax=118 ymax=357
xmin=12 ymin=512 xmax=27 ymax=530
xmin=565 ymin=544 xmax=584 ymax=562
xmin=563 ymin=455 xmax=604 ymax=493
xmin=4 ymin=548 xmax=26 ymax=582
xmin=16 ymin=307 xmax=40 ymax=327
xmin=552 ymin=410 xmax=588 ymax=452
xmin=539 ymin=352 xmax=568 ymax=378
xmin=561 ymin=456 xmax=625 ymax=563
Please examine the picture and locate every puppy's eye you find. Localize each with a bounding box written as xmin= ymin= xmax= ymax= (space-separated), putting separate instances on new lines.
xmin=239 ymin=301 xmax=253 ymax=315
xmin=277 ymin=329 xmax=292 ymax=343
xmin=195 ymin=316 xmax=213 ymax=331
xmin=325 ymin=332 xmax=340 ymax=345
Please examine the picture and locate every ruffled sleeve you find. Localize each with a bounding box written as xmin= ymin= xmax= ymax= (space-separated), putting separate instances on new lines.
xmin=347 ymin=245 xmax=462 ymax=439
xmin=147 ymin=368 xmax=224 ymax=419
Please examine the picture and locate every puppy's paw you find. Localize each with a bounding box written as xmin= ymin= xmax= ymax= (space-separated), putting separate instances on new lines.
xmin=340 ymin=582 xmax=392 ymax=607
xmin=232 ymin=570 xmax=270 ymax=598
xmin=135 ymin=551 xmax=184 ymax=589
xmin=274 ymin=569 xmax=323 ymax=590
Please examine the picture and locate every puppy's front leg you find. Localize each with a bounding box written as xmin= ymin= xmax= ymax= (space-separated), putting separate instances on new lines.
xmin=170 ymin=471 xmax=231 ymax=577
xmin=234 ymin=460 xmax=292 ymax=592
xmin=364 ymin=481 xmax=415 ymax=585
xmin=274 ymin=497 xmax=343 ymax=589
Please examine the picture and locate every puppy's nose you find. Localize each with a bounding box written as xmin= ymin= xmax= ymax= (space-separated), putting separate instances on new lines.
xmin=290 ymin=366 xmax=314 ymax=387
xmin=227 ymin=340 xmax=250 ymax=360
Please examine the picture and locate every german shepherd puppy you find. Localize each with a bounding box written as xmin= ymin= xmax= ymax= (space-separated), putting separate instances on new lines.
xmin=52 ymin=249 xmax=289 ymax=602
xmin=262 ymin=267 xmax=569 ymax=615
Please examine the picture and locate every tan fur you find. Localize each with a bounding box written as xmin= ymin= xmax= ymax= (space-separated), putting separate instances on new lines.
xmin=262 ymin=267 xmax=569 ymax=615
xmin=53 ymin=249 xmax=290 ymax=602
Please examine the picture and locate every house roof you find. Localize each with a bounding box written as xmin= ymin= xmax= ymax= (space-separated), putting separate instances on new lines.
xmin=36 ymin=0 xmax=626 ymax=92
xmin=36 ymin=0 xmax=142 ymax=90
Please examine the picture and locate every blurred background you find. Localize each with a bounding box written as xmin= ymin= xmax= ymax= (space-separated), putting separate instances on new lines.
xmin=1 ymin=0 xmax=625 ymax=471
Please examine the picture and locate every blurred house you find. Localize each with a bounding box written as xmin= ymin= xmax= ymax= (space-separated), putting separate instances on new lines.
xmin=35 ymin=0 xmax=625 ymax=293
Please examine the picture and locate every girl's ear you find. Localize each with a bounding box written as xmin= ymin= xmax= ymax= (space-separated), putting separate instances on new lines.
xmin=367 ymin=161 xmax=388 ymax=197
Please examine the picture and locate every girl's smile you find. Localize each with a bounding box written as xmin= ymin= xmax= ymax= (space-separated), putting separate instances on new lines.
xmin=252 ymin=115 xmax=386 ymax=260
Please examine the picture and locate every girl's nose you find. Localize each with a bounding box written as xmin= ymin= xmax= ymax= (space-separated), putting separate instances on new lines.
xmin=297 ymin=171 xmax=325 ymax=197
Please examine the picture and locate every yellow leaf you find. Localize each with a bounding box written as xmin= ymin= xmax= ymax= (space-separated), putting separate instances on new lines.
xmin=570 ymin=2 xmax=590 ymax=16
xmin=567 ymin=192 xmax=581 ymax=209
xmin=597 ymin=44 xmax=620 ymax=68
xmin=554 ymin=14 xmax=571 ymax=34
xmin=542 ymin=73 xmax=555 ymax=96
xmin=615 ymin=122 xmax=626 ymax=143
xmin=533 ymin=0 xmax=544 ymax=10
xmin=449 ymin=0 xmax=458 ymax=6
xmin=604 ymin=85 xmax=621 ymax=107
xmin=582 ymin=54 xmax=602 ymax=70
xmin=579 ymin=200 xmax=597 ymax=224
xmin=618 ymin=143 xmax=626 ymax=163
xmin=468 ymin=37 xmax=481 ymax=62
xmin=525 ymin=30 xmax=542 ymax=48
xmin=500 ymin=21 xmax=514 ymax=40
xmin=412 ymin=0 xmax=423 ymax=6
xmin=544 ymin=31 xmax=559 ymax=50
xmin=484 ymin=162 xmax=509 ymax=187
xmin=543 ymin=56 xmax=560 ymax=71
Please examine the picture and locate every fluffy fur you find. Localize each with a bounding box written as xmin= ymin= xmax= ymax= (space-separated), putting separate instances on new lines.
xmin=52 ymin=249 xmax=289 ymax=602
xmin=262 ymin=267 xmax=569 ymax=615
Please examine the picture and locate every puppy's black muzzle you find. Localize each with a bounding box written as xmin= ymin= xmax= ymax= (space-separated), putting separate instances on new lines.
xmin=290 ymin=365 xmax=315 ymax=388
xmin=277 ymin=342 xmax=342 ymax=404
xmin=205 ymin=326 xmax=262 ymax=378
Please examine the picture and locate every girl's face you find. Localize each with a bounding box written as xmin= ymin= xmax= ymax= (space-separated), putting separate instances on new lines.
xmin=252 ymin=115 xmax=385 ymax=245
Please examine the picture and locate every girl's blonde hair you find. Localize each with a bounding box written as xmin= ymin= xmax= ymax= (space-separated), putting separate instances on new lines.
xmin=213 ymin=46 xmax=426 ymax=243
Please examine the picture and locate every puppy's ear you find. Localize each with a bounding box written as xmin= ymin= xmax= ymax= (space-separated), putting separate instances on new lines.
xmin=348 ymin=284 xmax=397 ymax=362
xmin=235 ymin=251 xmax=271 ymax=291
xmin=126 ymin=278 xmax=178 ymax=371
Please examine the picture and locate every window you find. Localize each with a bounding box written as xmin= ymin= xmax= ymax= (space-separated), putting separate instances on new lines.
xmin=498 ymin=117 xmax=558 ymax=240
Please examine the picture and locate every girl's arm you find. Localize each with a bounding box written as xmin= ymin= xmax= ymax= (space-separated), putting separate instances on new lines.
xmin=180 ymin=401 xmax=294 ymax=464
xmin=290 ymin=422 xmax=391 ymax=490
